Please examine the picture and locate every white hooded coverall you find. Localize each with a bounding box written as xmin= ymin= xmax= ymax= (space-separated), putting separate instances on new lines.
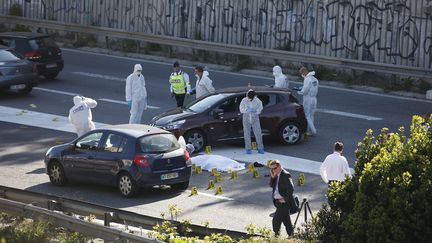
xmin=68 ymin=96 xmax=98 ymax=137
xmin=299 ymin=71 xmax=318 ymax=134
xmin=126 ymin=64 xmax=147 ymax=124
xmin=195 ymin=70 xmax=215 ymax=99
xmin=272 ymin=65 xmax=289 ymax=89
xmin=239 ymin=95 xmax=264 ymax=150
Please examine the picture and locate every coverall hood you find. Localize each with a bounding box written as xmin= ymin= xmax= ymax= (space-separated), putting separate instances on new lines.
xmin=134 ymin=64 xmax=143 ymax=75
xmin=73 ymin=96 xmax=84 ymax=106
xmin=272 ymin=65 xmax=282 ymax=77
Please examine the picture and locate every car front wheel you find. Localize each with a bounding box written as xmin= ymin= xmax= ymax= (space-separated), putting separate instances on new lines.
xmin=183 ymin=129 xmax=206 ymax=152
xmin=279 ymin=122 xmax=302 ymax=145
xmin=171 ymin=181 xmax=189 ymax=190
xmin=117 ymin=172 xmax=137 ymax=198
xmin=48 ymin=161 xmax=67 ymax=186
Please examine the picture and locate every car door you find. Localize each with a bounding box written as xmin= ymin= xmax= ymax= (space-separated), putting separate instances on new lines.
xmin=62 ymin=132 xmax=103 ymax=182
xmin=91 ymin=133 xmax=128 ymax=185
xmin=256 ymin=93 xmax=280 ymax=136
xmin=205 ymin=95 xmax=243 ymax=141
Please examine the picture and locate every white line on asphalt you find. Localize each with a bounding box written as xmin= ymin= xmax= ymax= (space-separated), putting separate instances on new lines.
xmin=33 ymin=87 xmax=160 ymax=109
xmin=72 ymin=71 xmax=125 ymax=82
xmin=99 ymin=98 xmax=160 ymax=109
xmin=317 ymin=108 xmax=383 ymax=121
xmin=64 ymin=48 xmax=432 ymax=104
xmin=34 ymin=87 xmax=79 ymax=96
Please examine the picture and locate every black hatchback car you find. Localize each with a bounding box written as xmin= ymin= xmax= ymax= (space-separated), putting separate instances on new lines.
xmin=150 ymin=86 xmax=308 ymax=152
xmin=0 ymin=32 xmax=64 ymax=79
xmin=44 ymin=124 xmax=192 ymax=198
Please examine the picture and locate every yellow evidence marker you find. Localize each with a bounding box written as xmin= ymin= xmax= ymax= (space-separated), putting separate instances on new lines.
xmin=190 ymin=187 xmax=198 ymax=196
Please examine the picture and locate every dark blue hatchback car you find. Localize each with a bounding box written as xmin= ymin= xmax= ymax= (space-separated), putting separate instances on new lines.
xmin=44 ymin=124 xmax=192 ymax=197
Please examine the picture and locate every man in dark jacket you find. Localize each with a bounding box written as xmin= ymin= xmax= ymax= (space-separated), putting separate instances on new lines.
xmin=269 ymin=159 xmax=294 ymax=236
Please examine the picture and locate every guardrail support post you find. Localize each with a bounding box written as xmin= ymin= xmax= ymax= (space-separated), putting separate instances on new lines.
xmin=104 ymin=212 xmax=115 ymax=226
xmin=47 ymin=200 xmax=62 ymax=211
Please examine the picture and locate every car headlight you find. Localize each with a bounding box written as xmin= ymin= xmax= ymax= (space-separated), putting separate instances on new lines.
xmin=45 ymin=147 xmax=53 ymax=156
xmin=165 ymin=119 xmax=185 ymax=130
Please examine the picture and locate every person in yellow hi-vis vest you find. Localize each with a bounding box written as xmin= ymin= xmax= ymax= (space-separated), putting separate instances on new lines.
xmin=169 ymin=61 xmax=191 ymax=107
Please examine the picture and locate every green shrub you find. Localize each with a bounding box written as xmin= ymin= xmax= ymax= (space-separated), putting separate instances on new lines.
xmin=305 ymin=115 xmax=432 ymax=242
xmin=234 ymin=55 xmax=254 ymax=71
xmin=9 ymin=3 xmax=23 ymax=16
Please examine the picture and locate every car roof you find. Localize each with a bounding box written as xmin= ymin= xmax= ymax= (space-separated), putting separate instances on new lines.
xmin=0 ymin=32 xmax=51 ymax=39
xmin=102 ymin=124 xmax=171 ymax=138
xmin=216 ymin=86 xmax=292 ymax=95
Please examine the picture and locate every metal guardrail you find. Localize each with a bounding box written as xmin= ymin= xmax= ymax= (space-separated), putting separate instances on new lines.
xmin=1 ymin=15 xmax=431 ymax=79
xmin=0 ymin=186 xmax=249 ymax=240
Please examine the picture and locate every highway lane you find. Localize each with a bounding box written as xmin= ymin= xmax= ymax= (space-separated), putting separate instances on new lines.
xmin=1 ymin=48 xmax=431 ymax=165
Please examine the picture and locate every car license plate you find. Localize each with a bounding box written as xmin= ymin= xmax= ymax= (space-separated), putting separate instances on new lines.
xmin=10 ymin=84 xmax=26 ymax=90
xmin=46 ymin=63 xmax=57 ymax=68
xmin=161 ymin=172 xmax=178 ymax=180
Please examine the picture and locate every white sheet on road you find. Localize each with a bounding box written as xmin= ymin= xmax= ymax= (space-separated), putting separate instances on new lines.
xmin=191 ymin=154 xmax=245 ymax=172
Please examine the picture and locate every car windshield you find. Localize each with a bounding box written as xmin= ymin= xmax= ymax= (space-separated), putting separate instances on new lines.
xmin=0 ymin=49 xmax=22 ymax=61
xmin=185 ymin=93 xmax=231 ymax=113
xmin=139 ymin=133 xmax=180 ymax=153
xmin=29 ymin=37 xmax=56 ymax=50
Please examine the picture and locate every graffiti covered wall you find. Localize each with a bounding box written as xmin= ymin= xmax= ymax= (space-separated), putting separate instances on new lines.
xmin=2 ymin=0 xmax=431 ymax=69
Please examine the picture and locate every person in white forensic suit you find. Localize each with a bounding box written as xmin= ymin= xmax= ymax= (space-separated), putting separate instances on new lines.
xmin=125 ymin=64 xmax=147 ymax=124
xmin=298 ymin=66 xmax=318 ymax=135
xmin=272 ymin=65 xmax=289 ymax=89
xmin=320 ymin=141 xmax=352 ymax=184
xmin=68 ymin=95 xmax=98 ymax=137
xmin=239 ymin=89 xmax=265 ymax=154
xmin=194 ymin=66 xmax=215 ymax=99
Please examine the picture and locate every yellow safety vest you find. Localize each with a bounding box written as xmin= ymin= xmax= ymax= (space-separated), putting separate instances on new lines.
xmin=169 ymin=71 xmax=187 ymax=94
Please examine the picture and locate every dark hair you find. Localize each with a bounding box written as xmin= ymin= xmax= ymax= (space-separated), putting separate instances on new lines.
xmin=195 ymin=66 xmax=204 ymax=73
xmin=173 ymin=61 xmax=180 ymax=67
xmin=334 ymin=141 xmax=344 ymax=152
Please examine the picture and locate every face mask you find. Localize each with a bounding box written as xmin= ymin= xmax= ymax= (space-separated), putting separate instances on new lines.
xmin=195 ymin=74 xmax=200 ymax=79
xmin=137 ymin=71 xmax=142 ymax=76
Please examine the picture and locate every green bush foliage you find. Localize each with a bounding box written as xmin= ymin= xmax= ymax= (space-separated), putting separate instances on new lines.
xmin=305 ymin=115 xmax=432 ymax=242
xmin=8 ymin=3 xmax=23 ymax=16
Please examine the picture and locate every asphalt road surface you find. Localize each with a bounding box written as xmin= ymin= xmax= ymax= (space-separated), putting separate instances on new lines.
xmin=1 ymin=48 xmax=431 ymax=233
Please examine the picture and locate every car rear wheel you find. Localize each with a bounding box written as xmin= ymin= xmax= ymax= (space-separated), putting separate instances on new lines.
xmin=171 ymin=181 xmax=189 ymax=190
xmin=117 ymin=172 xmax=137 ymax=198
xmin=48 ymin=161 xmax=67 ymax=186
xmin=44 ymin=72 xmax=59 ymax=79
xmin=279 ymin=122 xmax=302 ymax=145
xmin=184 ymin=129 xmax=206 ymax=152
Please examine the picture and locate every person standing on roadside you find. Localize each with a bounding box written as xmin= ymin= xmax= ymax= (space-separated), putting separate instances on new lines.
xmin=269 ymin=159 xmax=295 ymax=237
xmin=169 ymin=61 xmax=191 ymax=107
xmin=298 ymin=66 xmax=318 ymax=135
xmin=68 ymin=95 xmax=98 ymax=137
xmin=239 ymin=89 xmax=265 ymax=154
xmin=194 ymin=66 xmax=215 ymax=99
xmin=320 ymin=141 xmax=352 ymax=185
xmin=272 ymin=65 xmax=289 ymax=89
xmin=125 ymin=64 xmax=147 ymax=124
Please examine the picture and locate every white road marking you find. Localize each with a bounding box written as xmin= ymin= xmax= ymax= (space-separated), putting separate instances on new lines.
xmin=34 ymin=87 xmax=79 ymax=96
xmin=33 ymin=87 xmax=160 ymax=109
xmin=64 ymin=48 xmax=432 ymax=104
xmin=317 ymin=108 xmax=383 ymax=121
xmin=72 ymin=71 xmax=125 ymax=82
xmin=99 ymin=98 xmax=160 ymax=109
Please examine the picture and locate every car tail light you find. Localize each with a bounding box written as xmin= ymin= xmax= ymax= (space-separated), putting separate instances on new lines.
xmin=133 ymin=154 xmax=150 ymax=167
xmin=24 ymin=51 xmax=42 ymax=60
xmin=296 ymin=105 xmax=304 ymax=113
xmin=184 ymin=149 xmax=190 ymax=161
xmin=32 ymin=64 xmax=38 ymax=73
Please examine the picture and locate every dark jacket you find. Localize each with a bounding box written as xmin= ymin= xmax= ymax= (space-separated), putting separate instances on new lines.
xmin=270 ymin=169 xmax=294 ymax=208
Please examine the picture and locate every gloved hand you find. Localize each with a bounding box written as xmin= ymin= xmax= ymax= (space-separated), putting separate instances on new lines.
xmin=248 ymin=108 xmax=257 ymax=113
xmin=127 ymin=100 xmax=132 ymax=107
xmin=293 ymin=86 xmax=303 ymax=91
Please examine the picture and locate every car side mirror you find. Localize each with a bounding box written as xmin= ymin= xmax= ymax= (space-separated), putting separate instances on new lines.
xmin=212 ymin=108 xmax=224 ymax=119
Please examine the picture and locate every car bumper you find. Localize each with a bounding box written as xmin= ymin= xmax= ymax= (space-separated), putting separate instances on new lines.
xmin=133 ymin=166 xmax=192 ymax=187
xmin=0 ymin=73 xmax=38 ymax=90
xmin=36 ymin=59 xmax=64 ymax=75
